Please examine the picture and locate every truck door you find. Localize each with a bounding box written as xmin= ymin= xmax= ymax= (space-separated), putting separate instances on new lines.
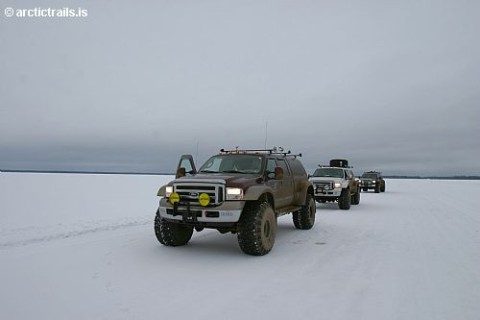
xmin=266 ymin=158 xmax=294 ymax=208
xmin=276 ymin=158 xmax=295 ymax=206
xmin=176 ymin=155 xmax=197 ymax=178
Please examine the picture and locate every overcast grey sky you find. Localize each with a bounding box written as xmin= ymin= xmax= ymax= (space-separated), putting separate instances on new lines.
xmin=1 ymin=0 xmax=479 ymax=176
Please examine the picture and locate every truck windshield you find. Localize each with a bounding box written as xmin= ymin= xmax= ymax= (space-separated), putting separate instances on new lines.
xmin=199 ymin=155 xmax=263 ymax=174
xmin=312 ymin=168 xmax=344 ymax=178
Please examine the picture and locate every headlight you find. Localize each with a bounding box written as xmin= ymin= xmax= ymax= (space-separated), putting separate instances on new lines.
xmin=226 ymin=187 xmax=243 ymax=200
xmin=334 ymin=182 xmax=342 ymax=189
xmin=165 ymin=186 xmax=173 ymax=197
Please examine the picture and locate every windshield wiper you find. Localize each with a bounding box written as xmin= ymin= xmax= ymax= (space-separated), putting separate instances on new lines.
xmin=199 ymin=170 xmax=218 ymax=173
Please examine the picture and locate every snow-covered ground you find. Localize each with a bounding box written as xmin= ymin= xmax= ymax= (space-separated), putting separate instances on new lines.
xmin=1 ymin=172 xmax=479 ymax=320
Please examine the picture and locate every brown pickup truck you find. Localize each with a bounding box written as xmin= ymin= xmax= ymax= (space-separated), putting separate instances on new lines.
xmin=155 ymin=148 xmax=316 ymax=256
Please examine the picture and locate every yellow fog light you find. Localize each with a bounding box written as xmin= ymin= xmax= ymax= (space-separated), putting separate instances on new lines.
xmin=198 ymin=193 xmax=210 ymax=207
xmin=169 ymin=192 xmax=180 ymax=204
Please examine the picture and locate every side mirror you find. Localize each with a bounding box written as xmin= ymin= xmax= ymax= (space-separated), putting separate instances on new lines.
xmin=176 ymin=167 xmax=186 ymax=178
xmin=274 ymin=166 xmax=284 ymax=180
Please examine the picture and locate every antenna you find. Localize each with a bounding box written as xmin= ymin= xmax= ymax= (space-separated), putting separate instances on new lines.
xmin=264 ymin=121 xmax=268 ymax=150
xmin=195 ymin=140 xmax=199 ymax=163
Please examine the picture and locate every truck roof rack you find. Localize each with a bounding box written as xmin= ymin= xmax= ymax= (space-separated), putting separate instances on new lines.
xmin=318 ymin=159 xmax=353 ymax=168
xmin=220 ymin=146 xmax=299 ymax=157
xmin=288 ymin=153 xmax=303 ymax=159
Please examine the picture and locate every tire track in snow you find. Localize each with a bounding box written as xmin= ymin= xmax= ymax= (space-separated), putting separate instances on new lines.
xmin=0 ymin=219 xmax=151 ymax=249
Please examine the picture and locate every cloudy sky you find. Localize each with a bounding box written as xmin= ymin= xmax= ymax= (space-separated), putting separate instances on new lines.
xmin=1 ymin=0 xmax=479 ymax=176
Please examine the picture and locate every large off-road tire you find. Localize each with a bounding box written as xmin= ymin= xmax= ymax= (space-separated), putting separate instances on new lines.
xmin=375 ymin=184 xmax=380 ymax=193
xmin=351 ymin=188 xmax=361 ymax=205
xmin=363 ymin=187 xmax=368 ymax=192
xmin=154 ymin=213 xmax=193 ymax=246
xmin=338 ymin=188 xmax=351 ymax=210
xmin=293 ymin=194 xmax=316 ymax=229
xmin=237 ymin=202 xmax=277 ymax=256
xmin=380 ymin=181 xmax=386 ymax=192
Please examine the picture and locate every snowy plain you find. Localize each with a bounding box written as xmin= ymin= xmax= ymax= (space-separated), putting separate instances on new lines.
xmin=1 ymin=172 xmax=479 ymax=320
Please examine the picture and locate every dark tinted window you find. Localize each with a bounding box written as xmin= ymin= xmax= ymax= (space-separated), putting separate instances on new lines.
xmin=287 ymin=158 xmax=307 ymax=176
xmin=313 ymin=168 xmax=344 ymax=178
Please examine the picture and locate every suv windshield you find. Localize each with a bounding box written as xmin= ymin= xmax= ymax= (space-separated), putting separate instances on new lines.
xmin=312 ymin=168 xmax=344 ymax=178
xmin=199 ymin=154 xmax=263 ymax=174
xmin=362 ymin=173 xmax=378 ymax=179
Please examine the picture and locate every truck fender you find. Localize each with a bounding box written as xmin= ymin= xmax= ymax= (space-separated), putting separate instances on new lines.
xmin=293 ymin=180 xmax=314 ymax=205
xmin=243 ymin=185 xmax=275 ymax=201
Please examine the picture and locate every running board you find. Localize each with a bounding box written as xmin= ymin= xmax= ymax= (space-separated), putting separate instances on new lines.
xmin=275 ymin=206 xmax=302 ymax=216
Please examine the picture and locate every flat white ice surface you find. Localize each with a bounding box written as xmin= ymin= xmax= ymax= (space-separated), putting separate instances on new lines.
xmin=1 ymin=173 xmax=479 ymax=320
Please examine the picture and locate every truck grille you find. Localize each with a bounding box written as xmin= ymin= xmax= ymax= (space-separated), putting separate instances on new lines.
xmin=314 ymin=181 xmax=333 ymax=192
xmin=173 ymin=183 xmax=224 ymax=206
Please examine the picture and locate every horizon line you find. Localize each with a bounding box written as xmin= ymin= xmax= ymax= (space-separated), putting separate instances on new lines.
xmin=1 ymin=169 xmax=480 ymax=180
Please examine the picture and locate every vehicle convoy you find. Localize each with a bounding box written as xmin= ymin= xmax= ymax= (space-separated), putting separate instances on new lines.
xmin=360 ymin=171 xmax=386 ymax=193
xmin=309 ymin=159 xmax=361 ymax=210
xmin=155 ymin=147 xmax=316 ymax=256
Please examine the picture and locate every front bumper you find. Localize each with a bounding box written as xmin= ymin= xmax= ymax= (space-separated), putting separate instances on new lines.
xmin=158 ymin=198 xmax=244 ymax=224
xmin=313 ymin=187 xmax=342 ymax=198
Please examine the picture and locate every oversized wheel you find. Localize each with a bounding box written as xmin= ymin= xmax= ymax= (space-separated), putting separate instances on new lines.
xmin=293 ymin=194 xmax=316 ymax=229
xmin=381 ymin=181 xmax=386 ymax=192
xmin=375 ymin=184 xmax=380 ymax=193
xmin=237 ymin=202 xmax=277 ymax=256
xmin=338 ymin=188 xmax=351 ymax=210
xmin=154 ymin=213 xmax=193 ymax=246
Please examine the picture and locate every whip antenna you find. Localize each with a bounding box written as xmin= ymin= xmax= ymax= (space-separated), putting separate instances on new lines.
xmin=264 ymin=121 xmax=268 ymax=149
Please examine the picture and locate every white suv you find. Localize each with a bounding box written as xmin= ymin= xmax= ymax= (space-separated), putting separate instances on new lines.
xmin=309 ymin=159 xmax=360 ymax=210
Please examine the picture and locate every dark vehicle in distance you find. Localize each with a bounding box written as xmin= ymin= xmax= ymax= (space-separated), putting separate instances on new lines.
xmin=360 ymin=171 xmax=386 ymax=193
